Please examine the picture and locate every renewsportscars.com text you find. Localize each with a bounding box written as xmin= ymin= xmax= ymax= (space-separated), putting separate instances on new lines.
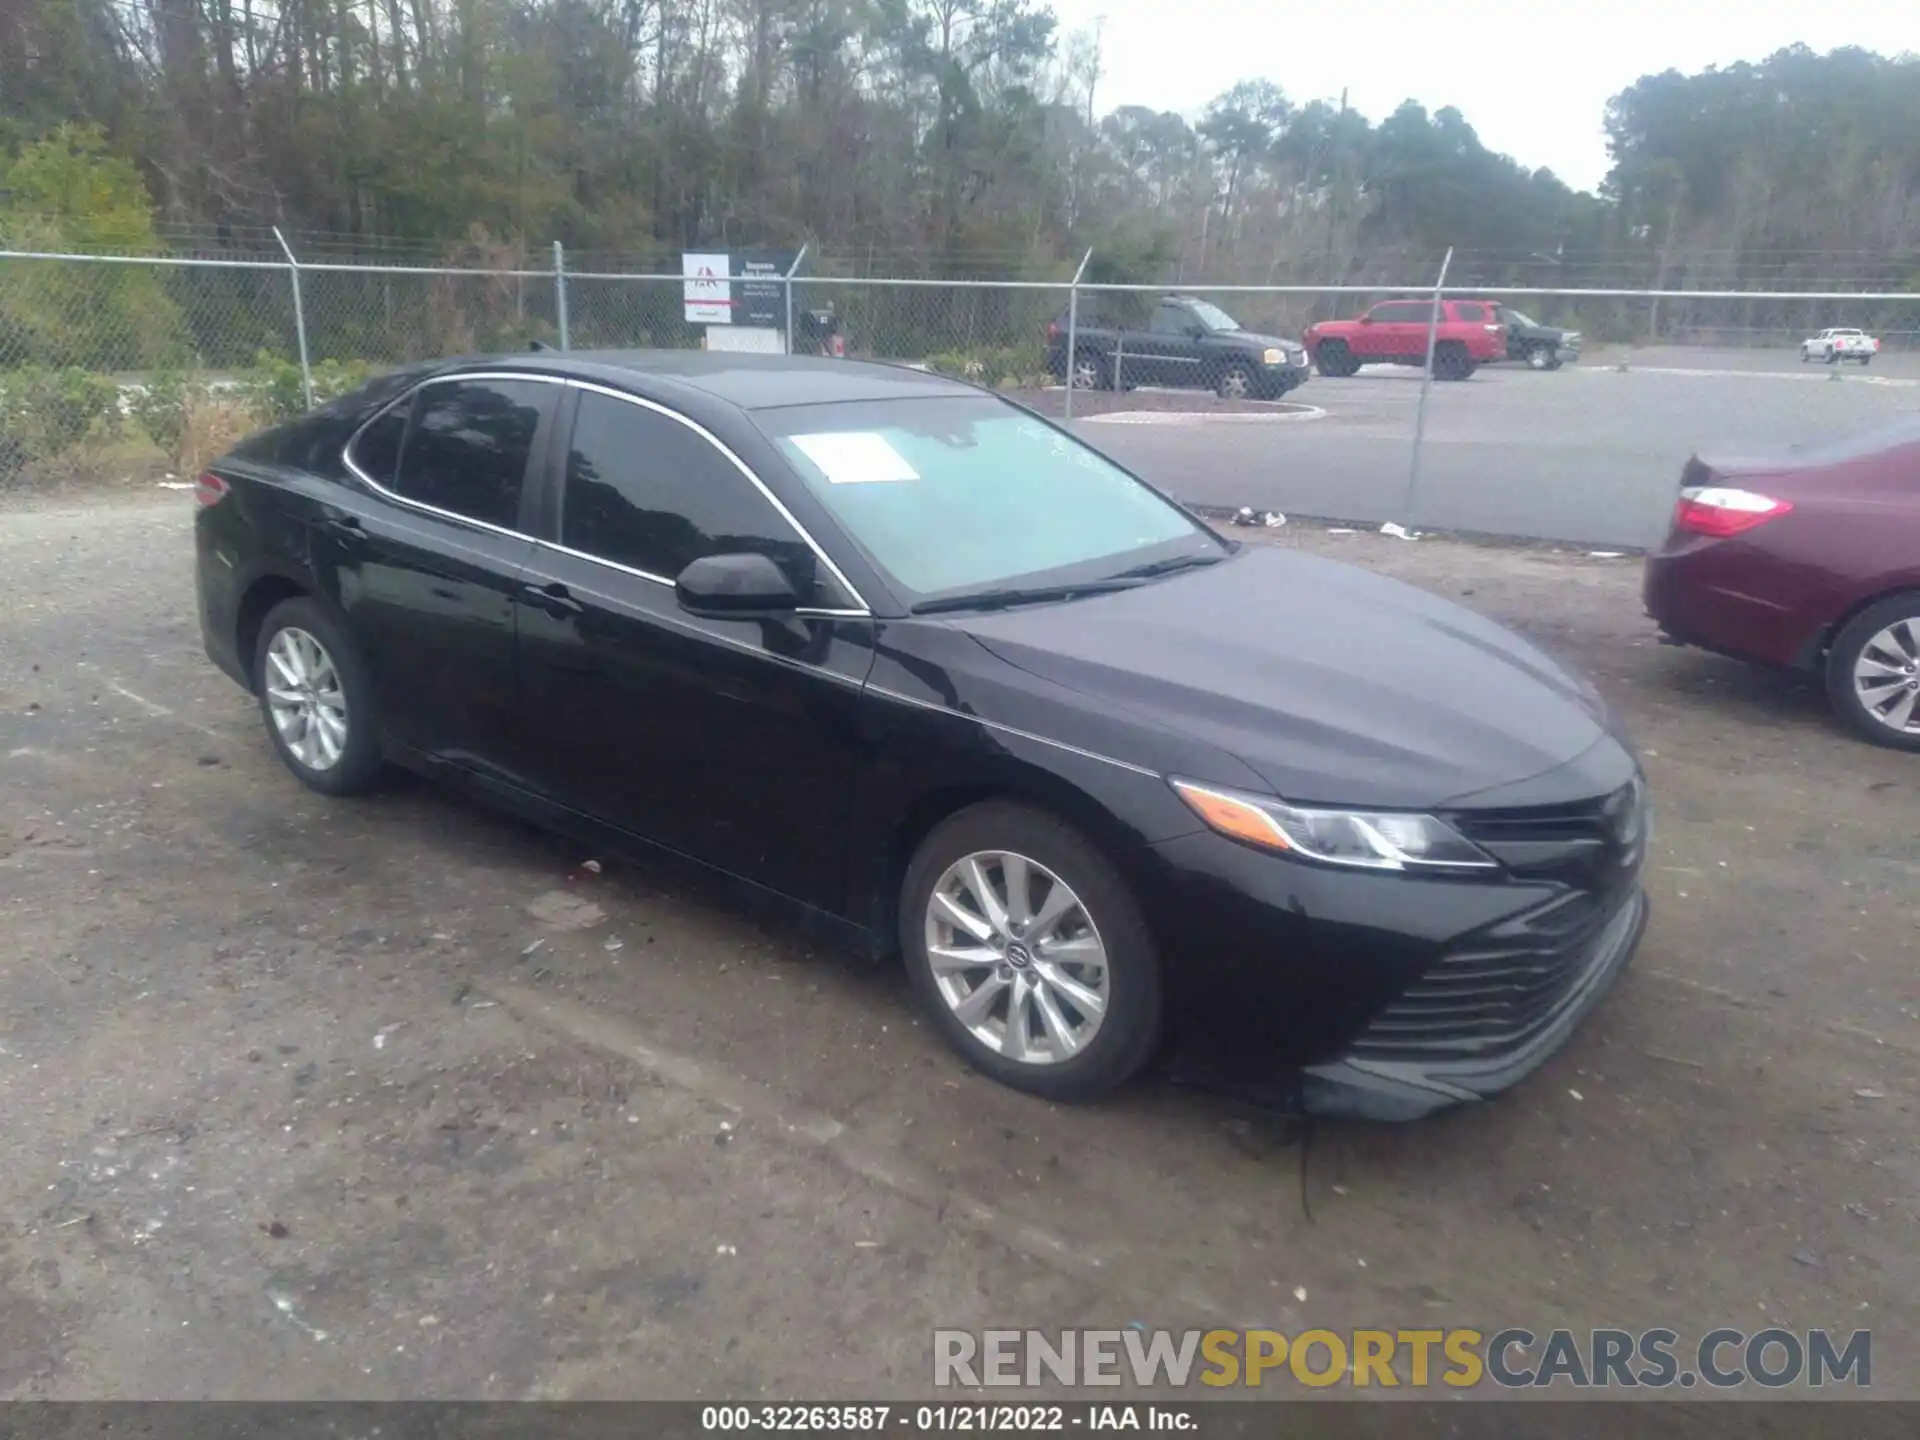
xmin=933 ymin=1327 xmax=1871 ymax=1391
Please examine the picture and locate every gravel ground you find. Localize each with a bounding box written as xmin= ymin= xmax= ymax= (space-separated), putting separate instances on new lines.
xmin=1 ymin=493 xmax=1916 ymax=1402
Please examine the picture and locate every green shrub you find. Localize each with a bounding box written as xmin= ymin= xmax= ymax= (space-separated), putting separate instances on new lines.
xmin=923 ymin=342 xmax=1048 ymax=387
xmin=243 ymin=353 xmax=374 ymax=424
xmin=0 ymin=365 xmax=121 ymax=458
xmin=129 ymin=367 xmax=192 ymax=457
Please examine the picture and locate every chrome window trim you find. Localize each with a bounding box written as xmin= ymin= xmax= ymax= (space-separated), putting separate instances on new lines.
xmin=528 ymin=536 xmax=864 ymax=620
xmin=341 ymin=370 xmax=566 ymax=540
xmin=564 ymin=378 xmax=872 ymax=616
xmin=865 ymin=683 xmax=1159 ymax=779
xmin=340 ymin=369 xmax=872 ymax=617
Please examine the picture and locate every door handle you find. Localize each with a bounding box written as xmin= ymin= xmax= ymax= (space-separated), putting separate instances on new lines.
xmin=519 ymin=580 xmax=584 ymax=617
xmin=319 ymin=513 xmax=365 ymax=541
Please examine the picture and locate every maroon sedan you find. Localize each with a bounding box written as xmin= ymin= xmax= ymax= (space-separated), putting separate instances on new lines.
xmin=1643 ymin=417 xmax=1920 ymax=750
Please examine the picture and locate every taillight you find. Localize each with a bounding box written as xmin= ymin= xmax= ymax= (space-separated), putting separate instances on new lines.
xmin=194 ymin=471 xmax=229 ymax=507
xmin=1485 ymin=323 xmax=1503 ymax=332
xmin=1674 ymin=486 xmax=1792 ymax=537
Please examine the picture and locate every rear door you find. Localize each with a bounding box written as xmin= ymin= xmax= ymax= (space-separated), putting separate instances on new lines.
xmin=1357 ymin=300 xmax=1425 ymax=359
xmin=323 ymin=372 xmax=557 ymax=777
xmin=1135 ymin=302 xmax=1208 ymax=388
xmin=513 ymin=384 xmax=874 ymax=908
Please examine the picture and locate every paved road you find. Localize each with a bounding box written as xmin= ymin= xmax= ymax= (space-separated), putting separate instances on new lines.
xmin=1075 ymin=348 xmax=1920 ymax=549
xmin=3 ymin=496 xmax=1917 ymax=1400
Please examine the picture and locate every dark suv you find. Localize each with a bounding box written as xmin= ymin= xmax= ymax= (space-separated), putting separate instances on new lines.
xmin=1046 ymin=294 xmax=1311 ymax=400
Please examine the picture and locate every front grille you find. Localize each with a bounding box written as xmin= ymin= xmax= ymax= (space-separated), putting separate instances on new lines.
xmin=1349 ymin=890 xmax=1641 ymax=1062
xmin=1442 ymin=776 xmax=1646 ymax=886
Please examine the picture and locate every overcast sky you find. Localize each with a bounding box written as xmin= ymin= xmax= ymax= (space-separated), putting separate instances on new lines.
xmin=1047 ymin=0 xmax=1918 ymax=192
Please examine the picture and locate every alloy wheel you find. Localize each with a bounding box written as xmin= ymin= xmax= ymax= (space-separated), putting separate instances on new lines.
xmin=1853 ymin=618 xmax=1920 ymax=735
xmin=264 ymin=626 xmax=351 ymax=771
xmin=1219 ymin=367 xmax=1253 ymax=400
xmin=923 ymin=850 xmax=1109 ymax=1065
xmin=1072 ymin=357 xmax=1102 ymax=390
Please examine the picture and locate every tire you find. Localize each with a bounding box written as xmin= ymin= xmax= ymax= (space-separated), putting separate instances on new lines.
xmin=1217 ymin=363 xmax=1255 ymax=401
xmin=900 ymin=802 xmax=1163 ymax=1101
xmin=1826 ymin=350 xmax=1839 ymax=365
xmin=1526 ymin=344 xmax=1553 ymax=371
xmin=1312 ymin=340 xmax=1356 ymax=377
xmin=1858 ymin=355 xmax=1873 ymax=367
xmin=252 ymin=596 xmax=387 ymax=795
xmin=1824 ymin=593 xmax=1920 ymax=751
xmin=1433 ymin=342 xmax=1474 ymax=380
xmin=1069 ymin=350 xmax=1110 ymax=391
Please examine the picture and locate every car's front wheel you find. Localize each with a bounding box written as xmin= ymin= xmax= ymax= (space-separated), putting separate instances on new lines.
xmin=1826 ymin=594 xmax=1920 ymax=751
xmin=253 ymin=596 xmax=386 ymax=794
xmin=900 ymin=803 xmax=1162 ymax=1100
xmin=1526 ymin=344 xmax=1554 ymax=370
xmin=1217 ymin=363 xmax=1256 ymax=400
xmin=1312 ymin=340 xmax=1357 ymax=377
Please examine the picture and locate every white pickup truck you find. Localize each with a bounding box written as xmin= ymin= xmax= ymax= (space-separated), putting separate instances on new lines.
xmin=1800 ymin=328 xmax=1880 ymax=365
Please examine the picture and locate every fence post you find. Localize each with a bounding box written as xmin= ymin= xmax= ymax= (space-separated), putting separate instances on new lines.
xmin=1063 ymin=247 xmax=1092 ymax=420
xmin=1401 ymin=245 xmax=1455 ymax=528
xmin=783 ymin=243 xmax=809 ymax=355
xmin=553 ymin=241 xmax=570 ymax=352
xmin=272 ymin=227 xmax=314 ymax=412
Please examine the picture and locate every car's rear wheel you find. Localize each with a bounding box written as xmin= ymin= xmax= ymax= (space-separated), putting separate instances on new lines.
xmin=1826 ymin=595 xmax=1920 ymax=751
xmin=1070 ymin=350 xmax=1108 ymax=391
xmin=253 ymin=597 xmax=386 ymax=794
xmin=1217 ymin=363 xmax=1255 ymax=400
xmin=1313 ymin=340 xmax=1356 ymax=377
xmin=1433 ymin=342 xmax=1475 ymax=380
xmin=900 ymin=803 xmax=1162 ymax=1101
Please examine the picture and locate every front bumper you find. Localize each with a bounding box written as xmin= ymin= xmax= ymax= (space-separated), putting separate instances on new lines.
xmin=1301 ymin=886 xmax=1647 ymax=1119
xmin=1258 ymin=358 xmax=1311 ymax=393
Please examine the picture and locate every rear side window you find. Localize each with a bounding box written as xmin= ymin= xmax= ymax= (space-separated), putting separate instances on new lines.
xmin=348 ymin=400 xmax=410 ymax=485
xmin=1453 ymin=302 xmax=1489 ymax=322
xmin=561 ymin=390 xmax=820 ymax=593
xmin=390 ymin=378 xmax=550 ymax=529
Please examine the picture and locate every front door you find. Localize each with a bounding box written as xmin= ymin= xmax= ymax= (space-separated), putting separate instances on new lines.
xmin=316 ymin=374 xmax=558 ymax=775
xmin=514 ymin=385 xmax=873 ymax=910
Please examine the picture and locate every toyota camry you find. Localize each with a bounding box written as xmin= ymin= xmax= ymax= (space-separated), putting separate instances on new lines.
xmin=194 ymin=351 xmax=1649 ymax=1119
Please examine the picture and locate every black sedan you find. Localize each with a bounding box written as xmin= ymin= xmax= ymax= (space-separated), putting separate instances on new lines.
xmin=194 ymin=351 xmax=1649 ymax=1119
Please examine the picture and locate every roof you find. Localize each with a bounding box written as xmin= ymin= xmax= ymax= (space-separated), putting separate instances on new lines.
xmin=525 ymin=349 xmax=975 ymax=411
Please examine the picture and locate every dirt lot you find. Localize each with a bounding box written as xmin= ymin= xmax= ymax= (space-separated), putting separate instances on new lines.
xmin=1 ymin=492 xmax=1916 ymax=1402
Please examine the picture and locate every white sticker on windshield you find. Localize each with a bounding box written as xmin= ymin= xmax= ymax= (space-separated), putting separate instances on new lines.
xmin=791 ymin=431 xmax=921 ymax=484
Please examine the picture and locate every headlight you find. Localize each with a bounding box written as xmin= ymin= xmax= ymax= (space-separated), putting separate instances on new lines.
xmin=1171 ymin=779 xmax=1498 ymax=872
xmin=1262 ymin=347 xmax=1285 ymax=365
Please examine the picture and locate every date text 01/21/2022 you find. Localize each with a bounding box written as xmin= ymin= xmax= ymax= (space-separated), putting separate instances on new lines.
xmin=700 ymin=1405 xmax=1195 ymax=1431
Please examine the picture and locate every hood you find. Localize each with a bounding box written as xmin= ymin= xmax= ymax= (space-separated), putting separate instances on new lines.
xmin=952 ymin=547 xmax=1616 ymax=810
xmin=1219 ymin=329 xmax=1304 ymax=352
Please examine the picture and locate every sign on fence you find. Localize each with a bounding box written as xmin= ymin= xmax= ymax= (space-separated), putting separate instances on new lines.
xmin=682 ymin=253 xmax=732 ymax=323
xmin=682 ymin=250 xmax=794 ymax=327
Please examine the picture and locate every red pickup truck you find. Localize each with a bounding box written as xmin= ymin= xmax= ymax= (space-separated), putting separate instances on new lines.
xmin=1304 ymin=298 xmax=1508 ymax=380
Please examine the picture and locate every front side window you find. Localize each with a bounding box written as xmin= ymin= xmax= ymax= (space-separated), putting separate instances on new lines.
xmin=1150 ymin=304 xmax=1195 ymax=336
xmin=561 ymin=390 xmax=821 ymax=595
xmin=390 ymin=378 xmax=548 ymax=528
xmin=1370 ymin=301 xmax=1427 ymax=323
xmin=758 ymin=395 xmax=1218 ymax=605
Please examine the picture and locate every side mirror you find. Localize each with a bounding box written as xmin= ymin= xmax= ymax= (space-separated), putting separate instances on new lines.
xmin=1358 ymin=313 xmax=1374 ymax=324
xmin=1186 ymin=324 xmax=1209 ymax=339
xmin=675 ymin=552 xmax=800 ymax=619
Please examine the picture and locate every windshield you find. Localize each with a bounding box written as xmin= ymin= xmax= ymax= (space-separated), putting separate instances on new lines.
xmin=757 ymin=396 xmax=1220 ymax=606
xmin=1185 ymin=299 xmax=1241 ymax=332
xmin=1500 ymin=308 xmax=1538 ymax=327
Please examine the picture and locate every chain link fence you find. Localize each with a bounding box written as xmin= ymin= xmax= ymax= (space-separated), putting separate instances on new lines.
xmin=3 ymin=241 xmax=1915 ymax=546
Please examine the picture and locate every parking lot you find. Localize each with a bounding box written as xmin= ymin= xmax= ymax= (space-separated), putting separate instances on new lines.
xmin=1074 ymin=346 xmax=1920 ymax=548
xmin=2 ymin=488 xmax=1916 ymax=1401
